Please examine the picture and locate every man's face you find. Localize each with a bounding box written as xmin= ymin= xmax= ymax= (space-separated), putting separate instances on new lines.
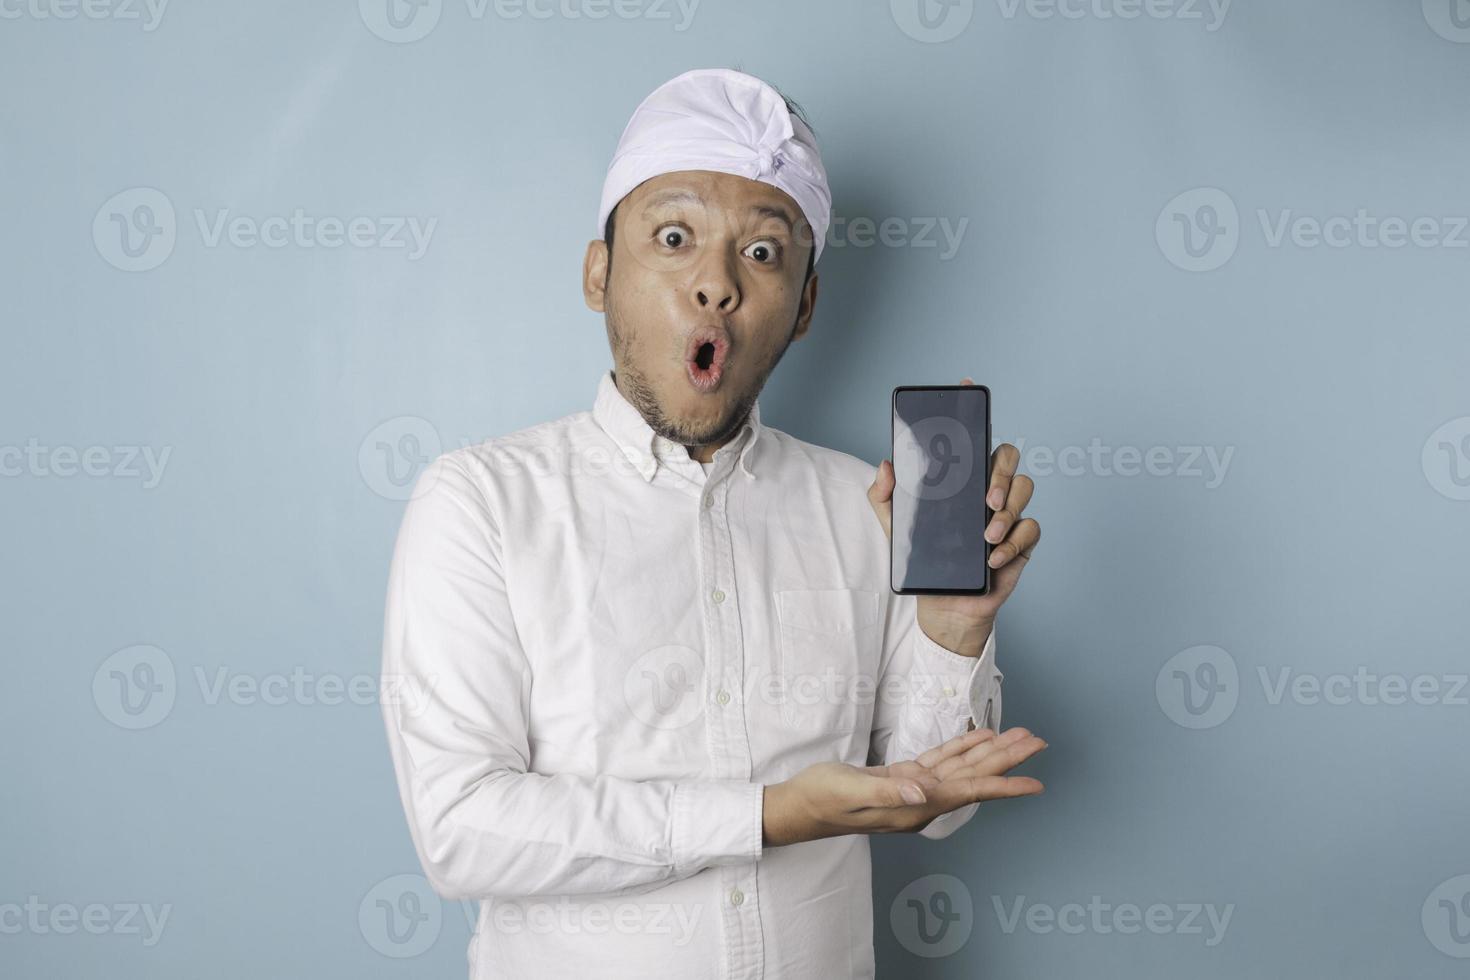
xmin=583 ymin=169 xmax=819 ymax=452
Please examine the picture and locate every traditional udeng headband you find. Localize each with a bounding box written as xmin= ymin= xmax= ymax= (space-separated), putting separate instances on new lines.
xmin=597 ymin=68 xmax=833 ymax=263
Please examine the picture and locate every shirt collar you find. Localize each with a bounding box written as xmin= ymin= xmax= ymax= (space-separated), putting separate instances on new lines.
xmin=592 ymin=368 xmax=763 ymax=482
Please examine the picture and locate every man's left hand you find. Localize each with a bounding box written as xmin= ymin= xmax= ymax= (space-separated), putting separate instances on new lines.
xmin=867 ymin=377 xmax=1040 ymax=657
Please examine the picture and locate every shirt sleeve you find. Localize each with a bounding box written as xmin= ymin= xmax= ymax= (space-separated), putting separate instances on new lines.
xmin=866 ymin=590 xmax=1003 ymax=840
xmin=380 ymin=453 xmax=764 ymax=901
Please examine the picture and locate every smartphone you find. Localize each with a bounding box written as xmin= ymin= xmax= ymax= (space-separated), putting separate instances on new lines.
xmin=890 ymin=385 xmax=992 ymax=595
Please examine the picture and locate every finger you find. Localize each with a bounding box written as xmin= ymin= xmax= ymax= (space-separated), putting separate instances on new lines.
xmin=989 ymin=517 xmax=1041 ymax=570
xmin=915 ymin=727 xmax=995 ymax=769
xmin=987 ymin=444 xmax=1020 ymax=512
xmin=957 ymin=734 xmax=1048 ymax=779
xmin=935 ymin=774 xmax=1045 ymax=806
xmin=866 ymin=459 xmax=895 ymax=541
xmin=933 ymin=726 xmax=1031 ymax=779
xmin=933 ymin=726 xmax=1027 ymax=776
xmin=915 ymin=727 xmax=994 ymax=769
xmin=984 ymin=473 xmax=1033 ymax=545
xmin=935 ymin=730 xmax=1043 ymax=780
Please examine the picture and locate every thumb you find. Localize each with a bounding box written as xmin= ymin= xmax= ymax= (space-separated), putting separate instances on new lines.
xmin=859 ymin=764 xmax=936 ymax=806
xmin=866 ymin=459 xmax=895 ymax=541
xmin=867 ymin=774 xmax=930 ymax=808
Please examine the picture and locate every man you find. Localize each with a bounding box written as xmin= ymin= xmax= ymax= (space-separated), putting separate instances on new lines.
xmin=380 ymin=67 xmax=1044 ymax=979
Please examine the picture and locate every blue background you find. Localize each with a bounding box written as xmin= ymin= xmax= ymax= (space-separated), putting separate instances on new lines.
xmin=4 ymin=0 xmax=1469 ymax=976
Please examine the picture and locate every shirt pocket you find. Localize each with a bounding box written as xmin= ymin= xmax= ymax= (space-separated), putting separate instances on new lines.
xmin=773 ymin=588 xmax=882 ymax=734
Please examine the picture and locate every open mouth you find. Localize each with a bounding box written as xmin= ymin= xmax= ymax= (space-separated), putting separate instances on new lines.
xmin=685 ymin=328 xmax=730 ymax=391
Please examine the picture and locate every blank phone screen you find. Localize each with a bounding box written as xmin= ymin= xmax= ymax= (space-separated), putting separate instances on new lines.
xmin=891 ymin=387 xmax=990 ymax=593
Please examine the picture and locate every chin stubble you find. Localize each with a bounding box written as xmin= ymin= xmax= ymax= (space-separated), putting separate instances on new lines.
xmin=603 ymin=290 xmax=799 ymax=450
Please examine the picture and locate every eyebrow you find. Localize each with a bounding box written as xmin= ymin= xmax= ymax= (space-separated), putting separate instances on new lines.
xmin=752 ymin=205 xmax=794 ymax=232
xmin=640 ymin=190 xmax=704 ymax=216
xmin=639 ymin=191 xmax=796 ymax=233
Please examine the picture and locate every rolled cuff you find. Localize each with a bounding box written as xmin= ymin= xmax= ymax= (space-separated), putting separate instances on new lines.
xmin=911 ymin=625 xmax=1003 ymax=733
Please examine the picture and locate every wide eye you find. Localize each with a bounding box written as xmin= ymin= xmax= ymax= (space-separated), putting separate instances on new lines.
xmin=654 ymin=224 xmax=689 ymax=249
xmin=743 ymin=239 xmax=780 ymax=264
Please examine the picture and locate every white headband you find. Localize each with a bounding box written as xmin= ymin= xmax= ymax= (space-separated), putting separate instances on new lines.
xmin=597 ymin=68 xmax=832 ymax=263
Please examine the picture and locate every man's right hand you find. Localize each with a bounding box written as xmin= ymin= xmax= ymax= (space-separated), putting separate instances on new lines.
xmin=761 ymin=727 xmax=1046 ymax=847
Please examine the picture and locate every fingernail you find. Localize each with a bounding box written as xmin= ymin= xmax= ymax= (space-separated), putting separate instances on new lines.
xmin=900 ymin=784 xmax=927 ymax=805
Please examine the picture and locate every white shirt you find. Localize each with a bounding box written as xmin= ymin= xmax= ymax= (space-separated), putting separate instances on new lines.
xmin=380 ymin=368 xmax=1003 ymax=979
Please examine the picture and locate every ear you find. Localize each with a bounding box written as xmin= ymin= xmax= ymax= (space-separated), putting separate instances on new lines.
xmin=790 ymin=267 xmax=819 ymax=342
xmin=583 ymin=239 xmax=609 ymax=312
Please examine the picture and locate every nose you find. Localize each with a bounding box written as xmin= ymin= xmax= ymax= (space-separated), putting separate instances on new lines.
xmin=690 ymin=252 xmax=741 ymax=314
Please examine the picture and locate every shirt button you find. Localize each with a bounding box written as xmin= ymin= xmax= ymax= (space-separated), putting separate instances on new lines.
xmin=711 ymin=589 xmax=725 ymax=604
xmin=715 ymin=690 xmax=731 ymax=706
xmin=702 ymin=492 xmax=714 ymax=509
xmin=943 ymin=685 xmax=956 ymax=697
xmin=730 ymin=890 xmax=744 ymax=907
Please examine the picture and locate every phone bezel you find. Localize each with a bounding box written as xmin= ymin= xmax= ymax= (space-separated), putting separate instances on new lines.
xmin=889 ymin=384 xmax=993 ymax=596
